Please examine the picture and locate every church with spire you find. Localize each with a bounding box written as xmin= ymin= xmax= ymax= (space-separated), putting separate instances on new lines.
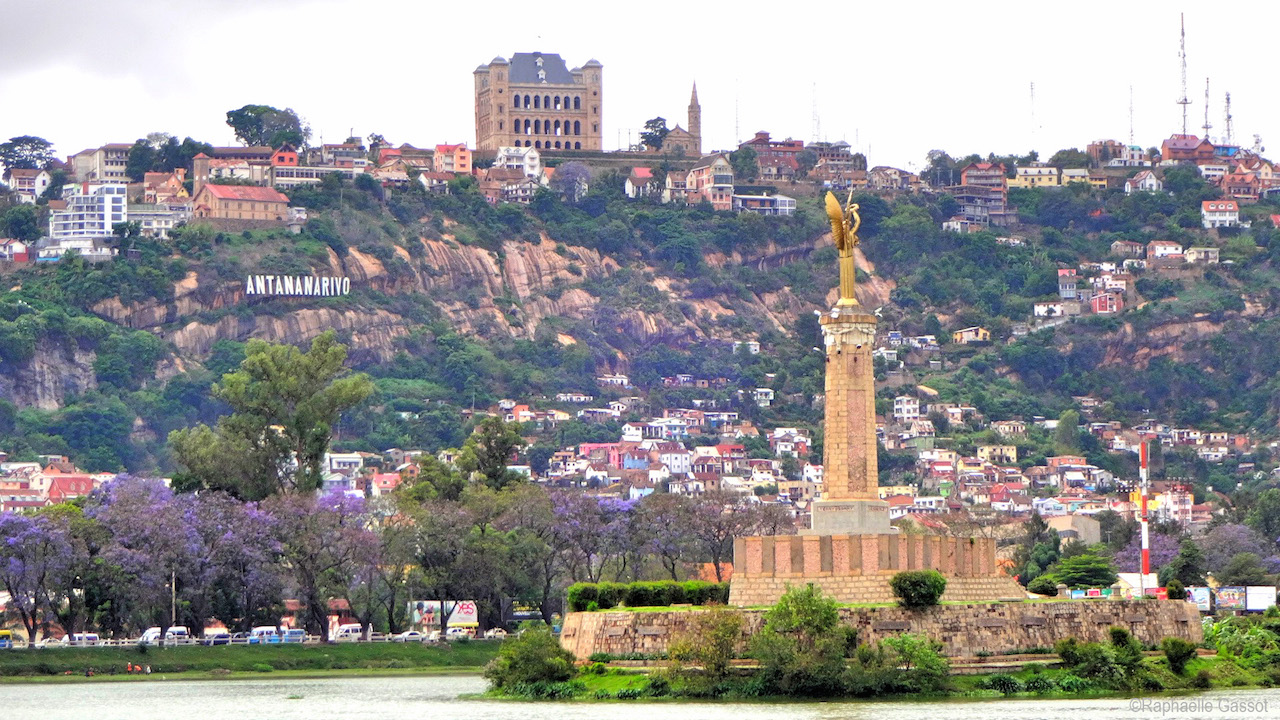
xmin=646 ymin=83 xmax=701 ymax=156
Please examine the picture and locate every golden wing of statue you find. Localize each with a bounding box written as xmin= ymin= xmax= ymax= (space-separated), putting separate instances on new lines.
xmin=825 ymin=191 xmax=847 ymax=251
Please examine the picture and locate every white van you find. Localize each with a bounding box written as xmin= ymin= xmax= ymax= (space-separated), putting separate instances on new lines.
xmin=139 ymin=627 xmax=162 ymax=645
xmin=164 ymin=626 xmax=191 ymax=644
xmin=250 ymin=626 xmax=281 ymax=644
xmin=62 ymin=633 xmax=100 ymax=647
xmin=332 ymin=623 xmax=364 ymax=642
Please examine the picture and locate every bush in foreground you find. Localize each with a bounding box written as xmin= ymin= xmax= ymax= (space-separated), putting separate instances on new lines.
xmin=484 ymin=628 xmax=577 ymax=691
xmin=890 ymin=570 xmax=947 ymax=608
xmin=1162 ymin=637 xmax=1198 ymax=676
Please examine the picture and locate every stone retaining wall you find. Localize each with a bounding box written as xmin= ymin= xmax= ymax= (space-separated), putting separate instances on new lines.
xmin=559 ymin=600 xmax=1203 ymax=660
xmin=730 ymin=533 xmax=1023 ymax=606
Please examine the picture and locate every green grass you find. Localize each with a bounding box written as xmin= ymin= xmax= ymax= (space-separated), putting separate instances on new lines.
xmin=0 ymin=641 xmax=499 ymax=679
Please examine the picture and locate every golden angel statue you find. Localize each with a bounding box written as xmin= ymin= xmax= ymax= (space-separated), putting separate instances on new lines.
xmin=825 ymin=190 xmax=861 ymax=307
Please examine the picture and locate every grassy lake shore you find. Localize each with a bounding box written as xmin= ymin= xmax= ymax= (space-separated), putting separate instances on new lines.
xmin=0 ymin=641 xmax=499 ymax=683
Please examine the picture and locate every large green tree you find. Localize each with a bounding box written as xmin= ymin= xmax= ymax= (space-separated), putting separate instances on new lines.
xmin=1247 ymin=488 xmax=1280 ymax=541
xmin=640 ymin=117 xmax=669 ymax=150
xmin=457 ymin=416 xmax=526 ymax=491
xmin=225 ymin=105 xmax=310 ymax=148
xmin=0 ymin=135 xmax=54 ymax=171
xmin=729 ymin=145 xmax=758 ymax=181
xmin=169 ymin=331 xmax=373 ymax=499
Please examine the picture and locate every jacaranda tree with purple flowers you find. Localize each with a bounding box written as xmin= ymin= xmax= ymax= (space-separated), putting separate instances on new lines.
xmin=0 ymin=512 xmax=72 ymax=644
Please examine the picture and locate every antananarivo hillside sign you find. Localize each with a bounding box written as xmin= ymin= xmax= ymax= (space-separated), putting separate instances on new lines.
xmin=244 ymin=274 xmax=352 ymax=297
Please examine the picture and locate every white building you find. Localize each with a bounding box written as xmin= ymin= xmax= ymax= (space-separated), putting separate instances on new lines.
xmin=127 ymin=203 xmax=188 ymax=239
xmin=893 ymin=396 xmax=920 ymax=422
xmin=3 ymin=168 xmax=52 ymax=203
xmin=1124 ymin=170 xmax=1163 ymax=194
xmin=49 ymin=183 xmax=127 ymax=241
xmin=1201 ymin=200 xmax=1241 ymax=229
xmin=492 ymin=146 xmax=541 ymax=178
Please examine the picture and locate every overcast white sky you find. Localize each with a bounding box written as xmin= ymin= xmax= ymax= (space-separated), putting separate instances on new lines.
xmin=1 ymin=1 xmax=1271 ymax=169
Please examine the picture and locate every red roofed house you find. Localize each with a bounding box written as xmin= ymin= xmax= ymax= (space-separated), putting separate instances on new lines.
xmin=368 ymin=473 xmax=402 ymax=497
xmin=47 ymin=474 xmax=94 ymax=504
xmin=1161 ymin=135 xmax=1215 ymax=163
xmin=1090 ymin=291 xmax=1123 ymax=315
xmin=271 ymin=144 xmax=299 ymax=167
xmin=1201 ymin=200 xmax=1240 ymax=229
xmin=434 ymin=144 xmax=472 ymax=175
xmin=193 ymin=184 xmax=291 ymax=224
xmin=959 ymin=162 xmax=1007 ymax=189
xmin=1221 ymin=172 xmax=1259 ymax=202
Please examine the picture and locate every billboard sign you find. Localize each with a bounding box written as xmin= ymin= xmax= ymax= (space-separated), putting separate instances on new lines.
xmin=408 ymin=600 xmax=479 ymax=628
xmin=1187 ymin=586 xmax=1212 ymax=612
xmin=1246 ymin=586 xmax=1277 ymax=612
xmin=1215 ymin=586 xmax=1246 ymax=610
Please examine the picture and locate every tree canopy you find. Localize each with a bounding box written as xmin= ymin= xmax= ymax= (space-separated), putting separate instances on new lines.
xmin=0 ymin=135 xmax=54 ymax=171
xmin=225 ymin=105 xmax=311 ymax=148
xmin=170 ymin=331 xmax=373 ymax=499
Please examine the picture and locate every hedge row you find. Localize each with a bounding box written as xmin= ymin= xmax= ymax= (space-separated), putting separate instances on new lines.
xmin=566 ymin=581 xmax=730 ymax=611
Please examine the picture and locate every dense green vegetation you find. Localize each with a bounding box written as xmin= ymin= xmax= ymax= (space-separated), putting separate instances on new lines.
xmin=5 ymin=155 xmax=1280 ymax=478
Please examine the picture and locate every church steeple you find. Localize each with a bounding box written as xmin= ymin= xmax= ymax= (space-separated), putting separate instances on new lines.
xmin=688 ymin=81 xmax=702 ymax=156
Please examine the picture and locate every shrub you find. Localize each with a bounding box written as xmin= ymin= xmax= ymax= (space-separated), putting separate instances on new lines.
xmin=1024 ymin=675 xmax=1056 ymax=693
xmin=614 ymin=688 xmax=642 ymax=700
xmin=596 ymin=582 xmax=627 ymax=609
xmin=584 ymin=662 xmax=608 ymax=675
xmin=1161 ymin=637 xmax=1198 ymax=676
xmin=1056 ymin=674 xmax=1092 ymax=693
xmin=587 ymin=653 xmax=613 ymax=663
xmin=592 ymin=689 xmax=612 ymax=700
xmin=984 ymin=674 xmax=1023 ymax=696
xmin=251 ymin=663 xmax=274 ymax=673
xmin=1191 ymin=669 xmax=1213 ymax=689
xmin=643 ymin=675 xmax=671 ymax=696
xmin=1027 ymin=575 xmax=1059 ymax=596
xmin=1054 ymin=637 xmax=1082 ymax=667
xmin=890 ymin=570 xmax=947 ymax=608
xmin=1165 ymin=579 xmax=1186 ymax=600
xmin=567 ymin=583 xmax=598 ymax=612
xmin=484 ymin=628 xmax=578 ymax=690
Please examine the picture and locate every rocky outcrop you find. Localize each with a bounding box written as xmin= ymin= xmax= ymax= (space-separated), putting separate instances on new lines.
xmin=0 ymin=339 xmax=97 ymax=410
xmin=168 ymin=308 xmax=411 ymax=364
xmin=82 ymin=231 xmax=873 ymax=364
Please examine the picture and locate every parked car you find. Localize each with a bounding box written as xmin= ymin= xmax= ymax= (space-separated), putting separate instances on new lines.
xmin=445 ymin=627 xmax=475 ymax=641
xmin=165 ymin=627 xmax=191 ymax=644
xmin=391 ymin=630 xmax=425 ymax=643
xmin=139 ymin=627 xmax=163 ymax=645
xmin=202 ymin=631 xmax=231 ymax=646
xmin=425 ymin=631 xmax=442 ymax=643
xmin=483 ymin=628 xmax=508 ymax=640
xmin=281 ymin=629 xmax=306 ymax=644
xmin=230 ymin=631 xmax=258 ymax=645
xmin=0 ymin=630 xmax=13 ymax=649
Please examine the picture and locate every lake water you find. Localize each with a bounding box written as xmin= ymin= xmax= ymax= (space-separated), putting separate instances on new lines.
xmin=5 ymin=675 xmax=1280 ymax=720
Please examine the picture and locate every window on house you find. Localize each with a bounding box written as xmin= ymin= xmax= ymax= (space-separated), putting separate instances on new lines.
xmin=574 ymin=121 xmax=580 ymax=135
xmin=534 ymin=96 xmax=540 ymax=109
xmin=575 ymin=142 xmax=581 ymax=150
xmin=574 ymin=97 xmax=580 ymax=110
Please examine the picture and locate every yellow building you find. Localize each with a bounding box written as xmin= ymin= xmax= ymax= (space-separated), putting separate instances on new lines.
xmin=1008 ymin=164 xmax=1061 ymax=188
xmin=951 ymin=326 xmax=991 ymax=344
xmin=473 ymin=52 xmax=603 ymax=152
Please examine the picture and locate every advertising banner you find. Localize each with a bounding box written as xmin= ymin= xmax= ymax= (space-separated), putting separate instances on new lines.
xmin=1187 ymin=586 xmax=1212 ymax=612
xmin=1246 ymin=586 xmax=1277 ymax=612
xmin=407 ymin=600 xmax=479 ymax=628
xmin=1215 ymin=586 xmax=1246 ymax=610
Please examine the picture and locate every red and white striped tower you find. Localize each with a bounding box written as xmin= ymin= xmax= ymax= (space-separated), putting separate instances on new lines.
xmin=1139 ymin=440 xmax=1151 ymax=595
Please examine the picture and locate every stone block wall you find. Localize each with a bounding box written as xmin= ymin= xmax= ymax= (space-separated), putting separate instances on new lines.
xmin=559 ymin=600 xmax=1204 ymax=661
xmin=730 ymin=533 xmax=1023 ymax=606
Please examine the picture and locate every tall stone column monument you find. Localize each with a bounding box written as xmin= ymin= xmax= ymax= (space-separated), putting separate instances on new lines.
xmin=806 ymin=191 xmax=893 ymax=535
xmin=728 ymin=192 xmax=1021 ymax=607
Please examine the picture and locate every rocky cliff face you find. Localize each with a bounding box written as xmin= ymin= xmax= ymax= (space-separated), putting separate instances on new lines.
xmin=87 ymin=233 xmax=876 ymax=366
xmin=0 ymin=339 xmax=98 ymax=410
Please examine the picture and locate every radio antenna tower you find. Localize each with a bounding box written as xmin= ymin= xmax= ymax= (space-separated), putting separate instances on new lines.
xmin=1224 ymin=92 xmax=1234 ymax=145
xmin=1177 ymin=13 xmax=1191 ymax=135
xmin=1129 ymin=85 xmax=1135 ymax=145
xmin=1201 ymin=78 xmax=1213 ymax=140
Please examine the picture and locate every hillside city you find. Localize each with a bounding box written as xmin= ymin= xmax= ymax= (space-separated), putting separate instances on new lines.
xmin=2 ymin=48 xmax=1280 ymax=648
